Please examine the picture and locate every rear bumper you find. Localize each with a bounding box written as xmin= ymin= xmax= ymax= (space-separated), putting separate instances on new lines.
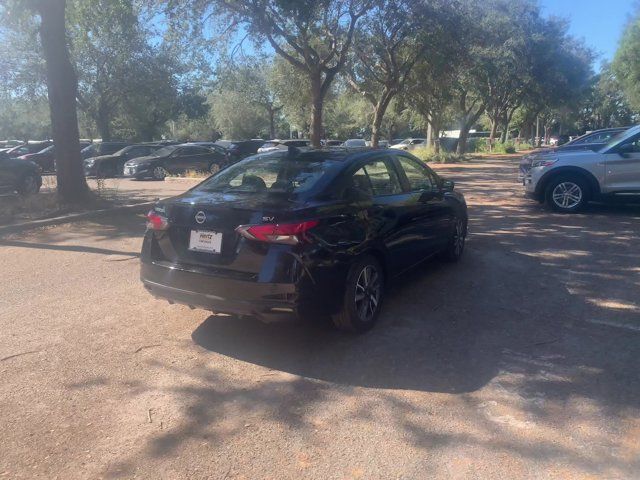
xmin=141 ymin=261 xmax=299 ymax=322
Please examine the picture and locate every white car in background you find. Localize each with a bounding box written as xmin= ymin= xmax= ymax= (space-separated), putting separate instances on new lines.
xmin=365 ymin=139 xmax=390 ymax=148
xmin=257 ymin=139 xmax=310 ymax=153
xmin=390 ymin=138 xmax=427 ymax=151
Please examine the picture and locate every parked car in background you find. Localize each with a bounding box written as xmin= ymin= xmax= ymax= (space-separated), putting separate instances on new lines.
xmin=366 ymin=139 xmax=390 ymax=148
xmin=0 ymin=153 xmax=42 ymax=195
xmin=81 ymin=141 xmax=130 ymax=160
xmin=226 ymin=140 xmax=265 ymax=163
xmin=390 ymin=138 xmax=427 ymax=151
xmin=214 ymin=140 xmax=233 ymax=149
xmin=18 ymin=142 xmax=91 ymax=173
xmin=123 ymin=144 xmax=228 ymax=180
xmin=342 ymin=139 xmax=367 ymax=148
xmin=323 ymin=139 xmax=344 ymax=147
xmin=257 ymin=139 xmax=311 ymax=153
xmin=141 ymin=148 xmax=467 ymax=332
xmin=520 ymin=127 xmax=629 ymax=179
xmin=0 ymin=140 xmax=22 ymax=151
xmin=84 ymin=143 xmax=165 ymax=177
xmin=5 ymin=141 xmax=53 ymax=158
xmin=524 ymin=124 xmax=640 ymax=212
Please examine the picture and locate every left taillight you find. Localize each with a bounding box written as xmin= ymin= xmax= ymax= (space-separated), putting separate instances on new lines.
xmin=146 ymin=210 xmax=169 ymax=231
xmin=236 ymin=220 xmax=319 ymax=245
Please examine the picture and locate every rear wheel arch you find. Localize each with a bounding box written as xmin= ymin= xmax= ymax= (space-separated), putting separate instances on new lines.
xmin=360 ymin=248 xmax=389 ymax=283
xmin=536 ymin=167 xmax=600 ymax=198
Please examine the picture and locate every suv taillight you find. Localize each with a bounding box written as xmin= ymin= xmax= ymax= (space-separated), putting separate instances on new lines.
xmin=146 ymin=210 xmax=169 ymax=230
xmin=236 ymin=221 xmax=319 ymax=245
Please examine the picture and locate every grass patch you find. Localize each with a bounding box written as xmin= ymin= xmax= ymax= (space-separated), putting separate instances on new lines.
xmin=167 ymin=169 xmax=209 ymax=178
xmin=0 ymin=177 xmax=128 ymax=226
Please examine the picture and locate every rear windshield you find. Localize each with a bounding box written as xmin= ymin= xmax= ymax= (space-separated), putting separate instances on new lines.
xmin=194 ymin=152 xmax=337 ymax=195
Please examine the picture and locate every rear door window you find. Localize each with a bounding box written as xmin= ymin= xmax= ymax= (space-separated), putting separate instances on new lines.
xmin=358 ymin=158 xmax=402 ymax=196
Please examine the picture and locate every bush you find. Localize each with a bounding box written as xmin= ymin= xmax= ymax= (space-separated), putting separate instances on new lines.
xmin=472 ymin=139 xmax=517 ymax=154
xmin=412 ymin=146 xmax=467 ymax=164
xmin=516 ymin=141 xmax=534 ymax=150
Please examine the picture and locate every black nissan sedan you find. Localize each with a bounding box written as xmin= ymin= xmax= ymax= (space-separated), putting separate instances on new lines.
xmin=124 ymin=144 xmax=228 ymax=180
xmin=140 ymin=148 xmax=467 ymax=332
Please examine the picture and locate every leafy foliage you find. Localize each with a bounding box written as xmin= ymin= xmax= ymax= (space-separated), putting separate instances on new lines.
xmin=613 ymin=10 xmax=640 ymax=112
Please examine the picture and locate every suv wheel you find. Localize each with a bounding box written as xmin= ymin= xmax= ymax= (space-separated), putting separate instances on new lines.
xmin=545 ymin=176 xmax=589 ymax=213
xmin=152 ymin=166 xmax=167 ymax=181
xmin=209 ymin=163 xmax=221 ymax=175
xmin=18 ymin=175 xmax=40 ymax=195
xmin=332 ymin=255 xmax=384 ymax=333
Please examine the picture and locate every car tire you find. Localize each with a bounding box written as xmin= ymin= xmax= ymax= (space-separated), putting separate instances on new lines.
xmin=209 ymin=163 xmax=221 ymax=175
xmin=444 ymin=216 xmax=467 ymax=262
xmin=152 ymin=166 xmax=167 ymax=181
xmin=18 ymin=175 xmax=40 ymax=195
xmin=331 ymin=255 xmax=384 ymax=333
xmin=545 ymin=175 xmax=589 ymax=213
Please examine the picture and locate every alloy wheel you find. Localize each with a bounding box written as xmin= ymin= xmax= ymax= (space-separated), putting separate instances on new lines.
xmin=354 ymin=265 xmax=381 ymax=323
xmin=453 ymin=218 xmax=466 ymax=257
xmin=153 ymin=166 xmax=166 ymax=180
xmin=209 ymin=163 xmax=220 ymax=175
xmin=22 ymin=176 xmax=38 ymax=195
xmin=552 ymin=182 xmax=582 ymax=209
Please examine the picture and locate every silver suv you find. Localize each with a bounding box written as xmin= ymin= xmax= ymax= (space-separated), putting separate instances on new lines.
xmin=524 ymin=125 xmax=640 ymax=212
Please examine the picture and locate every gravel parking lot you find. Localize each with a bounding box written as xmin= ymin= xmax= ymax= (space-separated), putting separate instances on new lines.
xmin=1 ymin=157 xmax=639 ymax=479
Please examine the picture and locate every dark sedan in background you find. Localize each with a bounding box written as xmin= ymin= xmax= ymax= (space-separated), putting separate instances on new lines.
xmin=5 ymin=141 xmax=53 ymax=158
xmin=141 ymin=148 xmax=467 ymax=332
xmin=18 ymin=142 xmax=91 ymax=173
xmin=81 ymin=141 xmax=131 ymax=160
xmin=84 ymin=143 xmax=165 ymax=177
xmin=123 ymin=144 xmax=228 ymax=180
xmin=0 ymin=153 xmax=42 ymax=195
xmin=519 ymin=127 xmax=629 ymax=179
xmin=225 ymin=140 xmax=265 ymax=163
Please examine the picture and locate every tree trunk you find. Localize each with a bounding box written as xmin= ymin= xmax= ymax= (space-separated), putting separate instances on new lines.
xmin=309 ymin=74 xmax=324 ymax=148
xmin=96 ymin=99 xmax=111 ymax=141
xmin=457 ymin=127 xmax=470 ymax=155
xmin=432 ymin=124 xmax=441 ymax=154
xmin=426 ymin=121 xmax=433 ymax=149
xmin=489 ymin=120 xmax=498 ymax=144
xmin=371 ymin=94 xmax=392 ymax=148
xmin=37 ymin=0 xmax=88 ymax=203
xmin=268 ymin=107 xmax=276 ymax=140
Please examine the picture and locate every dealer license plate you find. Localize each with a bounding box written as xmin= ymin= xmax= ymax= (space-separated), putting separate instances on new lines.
xmin=189 ymin=230 xmax=222 ymax=253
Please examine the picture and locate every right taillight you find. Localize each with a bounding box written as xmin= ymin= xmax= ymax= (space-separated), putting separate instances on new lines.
xmin=146 ymin=210 xmax=169 ymax=231
xmin=236 ymin=220 xmax=319 ymax=245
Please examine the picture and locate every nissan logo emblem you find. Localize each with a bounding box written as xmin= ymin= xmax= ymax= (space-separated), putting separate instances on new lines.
xmin=195 ymin=211 xmax=206 ymax=224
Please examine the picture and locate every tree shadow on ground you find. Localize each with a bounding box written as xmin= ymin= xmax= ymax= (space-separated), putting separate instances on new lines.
xmin=92 ymin=157 xmax=640 ymax=478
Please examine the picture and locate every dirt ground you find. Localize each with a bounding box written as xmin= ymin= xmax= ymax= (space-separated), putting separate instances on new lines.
xmin=1 ymin=157 xmax=639 ymax=479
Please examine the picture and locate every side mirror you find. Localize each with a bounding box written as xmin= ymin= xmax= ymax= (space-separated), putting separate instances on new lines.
xmin=441 ymin=179 xmax=455 ymax=192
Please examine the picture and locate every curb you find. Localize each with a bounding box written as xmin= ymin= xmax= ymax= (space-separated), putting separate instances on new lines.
xmin=0 ymin=201 xmax=155 ymax=236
